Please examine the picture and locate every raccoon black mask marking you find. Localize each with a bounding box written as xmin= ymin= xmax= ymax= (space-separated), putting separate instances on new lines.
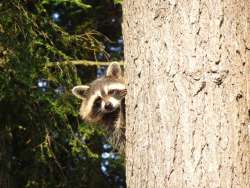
xmin=72 ymin=62 xmax=126 ymax=153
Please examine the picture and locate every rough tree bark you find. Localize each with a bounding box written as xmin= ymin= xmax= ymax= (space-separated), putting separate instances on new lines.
xmin=123 ymin=0 xmax=250 ymax=187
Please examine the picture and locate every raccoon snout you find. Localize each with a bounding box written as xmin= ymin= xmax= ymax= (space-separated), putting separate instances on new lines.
xmin=104 ymin=102 xmax=113 ymax=111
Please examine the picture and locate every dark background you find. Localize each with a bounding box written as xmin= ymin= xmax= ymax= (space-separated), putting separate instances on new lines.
xmin=0 ymin=0 xmax=125 ymax=187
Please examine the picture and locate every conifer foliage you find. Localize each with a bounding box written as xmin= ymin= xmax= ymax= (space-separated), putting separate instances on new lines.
xmin=0 ymin=0 xmax=124 ymax=187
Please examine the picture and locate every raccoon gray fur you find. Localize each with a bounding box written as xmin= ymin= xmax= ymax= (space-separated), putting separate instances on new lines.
xmin=72 ymin=62 xmax=126 ymax=153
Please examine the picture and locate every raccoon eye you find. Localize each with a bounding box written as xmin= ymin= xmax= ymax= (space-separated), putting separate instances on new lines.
xmin=108 ymin=89 xmax=117 ymax=95
xmin=94 ymin=97 xmax=102 ymax=107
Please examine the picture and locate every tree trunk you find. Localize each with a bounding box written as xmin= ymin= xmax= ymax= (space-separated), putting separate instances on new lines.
xmin=123 ymin=0 xmax=250 ymax=187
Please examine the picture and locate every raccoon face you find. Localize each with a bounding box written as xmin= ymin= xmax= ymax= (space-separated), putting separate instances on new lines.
xmin=72 ymin=63 xmax=126 ymax=124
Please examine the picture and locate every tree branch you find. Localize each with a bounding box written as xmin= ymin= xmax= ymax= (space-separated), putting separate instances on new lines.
xmin=46 ymin=60 xmax=124 ymax=67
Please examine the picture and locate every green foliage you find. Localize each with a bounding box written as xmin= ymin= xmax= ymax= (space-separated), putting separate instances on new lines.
xmin=114 ymin=0 xmax=123 ymax=5
xmin=41 ymin=0 xmax=92 ymax=9
xmin=0 ymin=0 xmax=124 ymax=187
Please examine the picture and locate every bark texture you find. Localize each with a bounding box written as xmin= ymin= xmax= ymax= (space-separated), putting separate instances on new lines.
xmin=123 ymin=0 xmax=250 ymax=187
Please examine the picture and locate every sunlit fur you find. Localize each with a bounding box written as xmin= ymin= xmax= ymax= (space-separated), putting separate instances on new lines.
xmin=78 ymin=78 xmax=125 ymax=127
xmin=72 ymin=63 xmax=126 ymax=153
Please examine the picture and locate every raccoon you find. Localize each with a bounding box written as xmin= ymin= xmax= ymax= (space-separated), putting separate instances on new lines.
xmin=72 ymin=62 xmax=126 ymax=153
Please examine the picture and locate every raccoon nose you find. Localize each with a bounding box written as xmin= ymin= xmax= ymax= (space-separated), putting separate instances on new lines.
xmin=104 ymin=102 xmax=113 ymax=110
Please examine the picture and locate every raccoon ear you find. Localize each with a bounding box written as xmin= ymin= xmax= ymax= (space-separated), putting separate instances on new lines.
xmin=106 ymin=62 xmax=122 ymax=78
xmin=72 ymin=85 xmax=89 ymax=99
